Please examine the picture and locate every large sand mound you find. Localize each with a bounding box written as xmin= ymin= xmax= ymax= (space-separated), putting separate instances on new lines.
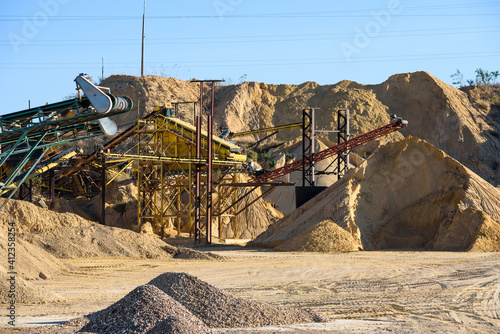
xmin=109 ymin=72 xmax=500 ymax=187
xmin=101 ymin=75 xmax=200 ymax=126
xmin=0 ymin=207 xmax=70 ymax=304
xmin=253 ymin=136 xmax=500 ymax=251
xmin=0 ymin=199 xmax=174 ymax=259
xmin=98 ymin=72 xmax=500 ymax=242
xmin=214 ymin=72 xmax=500 ymax=187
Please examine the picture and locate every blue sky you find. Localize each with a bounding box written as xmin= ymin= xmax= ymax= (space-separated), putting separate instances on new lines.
xmin=1 ymin=0 xmax=499 ymax=113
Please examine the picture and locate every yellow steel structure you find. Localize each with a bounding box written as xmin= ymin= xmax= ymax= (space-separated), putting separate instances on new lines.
xmin=135 ymin=113 xmax=245 ymax=239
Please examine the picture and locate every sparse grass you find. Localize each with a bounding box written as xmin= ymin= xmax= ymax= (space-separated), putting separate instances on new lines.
xmin=477 ymin=99 xmax=491 ymax=112
xmin=461 ymin=84 xmax=500 ymax=117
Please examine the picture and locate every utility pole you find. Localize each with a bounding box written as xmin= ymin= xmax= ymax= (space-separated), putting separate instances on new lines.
xmin=101 ymin=56 xmax=104 ymax=82
xmin=141 ymin=1 xmax=146 ymax=77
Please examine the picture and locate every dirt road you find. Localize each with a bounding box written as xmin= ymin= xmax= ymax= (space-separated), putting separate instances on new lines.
xmin=2 ymin=248 xmax=500 ymax=333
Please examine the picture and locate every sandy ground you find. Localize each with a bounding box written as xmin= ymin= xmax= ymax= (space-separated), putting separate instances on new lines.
xmin=2 ymin=247 xmax=500 ymax=333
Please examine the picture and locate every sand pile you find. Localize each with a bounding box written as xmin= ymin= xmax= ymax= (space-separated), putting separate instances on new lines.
xmin=276 ymin=220 xmax=361 ymax=252
xmin=213 ymin=72 xmax=500 ymax=187
xmin=79 ymin=284 xmax=210 ymax=334
xmin=215 ymin=80 xmax=403 ymax=147
xmin=148 ymin=272 xmax=326 ymax=328
xmin=0 ymin=198 xmax=175 ymax=259
xmin=372 ymin=72 xmax=500 ymax=186
xmin=253 ymin=136 xmax=500 ymax=252
xmin=101 ymin=75 xmax=200 ymax=127
xmin=0 ymin=216 xmax=69 ymax=304
xmin=0 ymin=272 xmax=63 ymax=304
xmin=0 ymin=226 xmax=69 ymax=280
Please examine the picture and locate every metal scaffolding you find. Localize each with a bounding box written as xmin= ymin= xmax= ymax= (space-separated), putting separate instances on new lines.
xmin=302 ymin=108 xmax=350 ymax=186
xmin=134 ymin=112 xmax=244 ymax=243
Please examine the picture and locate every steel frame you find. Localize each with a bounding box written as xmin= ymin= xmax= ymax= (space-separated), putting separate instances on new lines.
xmin=302 ymin=108 xmax=350 ymax=186
xmin=135 ymin=114 xmax=242 ymax=242
xmin=0 ymin=95 xmax=132 ymax=207
xmin=250 ymin=116 xmax=407 ymax=183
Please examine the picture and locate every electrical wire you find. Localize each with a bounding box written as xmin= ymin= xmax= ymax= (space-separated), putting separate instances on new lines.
xmin=0 ymin=1 xmax=499 ymax=21
xmin=1 ymin=51 xmax=499 ymax=71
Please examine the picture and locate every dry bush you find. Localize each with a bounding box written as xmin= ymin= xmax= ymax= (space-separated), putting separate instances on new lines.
xmin=476 ymin=99 xmax=491 ymax=112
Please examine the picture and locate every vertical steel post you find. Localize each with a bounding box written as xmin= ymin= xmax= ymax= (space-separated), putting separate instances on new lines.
xmin=217 ymin=178 xmax=222 ymax=239
xmin=233 ymin=173 xmax=238 ymax=238
xmin=101 ymin=153 xmax=106 ymax=225
xmin=346 ymin=108 xmax=350 ymax=171
xmin=311 ymin=108 xmax=316 ymax=186
xmin=336 ymin=108 xmax=350 ymax=178
xmin=302 ymin=110 xmax=307 ymax=187
xmin=49 ymin=169 xmax=55 ymax=209
xmin=206 ymin=81 xmax=216 ymax=244
xmin=140 ymin=1 xmax=146 ymax=77
xmin=194 ymin=83 xmax=203 ymax=242
xmin=137 ymin=162 xmax=142 ymax=232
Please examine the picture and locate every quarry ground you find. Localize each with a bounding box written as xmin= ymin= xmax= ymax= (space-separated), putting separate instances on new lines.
xmin=3 ymin=247 xmax=500 ymax=334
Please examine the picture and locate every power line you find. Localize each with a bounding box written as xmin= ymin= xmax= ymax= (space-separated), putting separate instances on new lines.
xmin=1 ymin=13 xmax=499 ymax=21
xmin=1 ymin=26 xmax=499 ymax=47
xmin=0 ymin=51 xmax=498 ymax=70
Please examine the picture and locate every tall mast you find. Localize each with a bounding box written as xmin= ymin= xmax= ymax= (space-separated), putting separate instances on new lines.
xmin=141 ymin=1 xmax=146 ymax=77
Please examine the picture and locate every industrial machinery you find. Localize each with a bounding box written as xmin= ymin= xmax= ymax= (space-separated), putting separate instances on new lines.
xmin=1 ymin=72 xmax=408 ymax=245
xmin=222 ymin=122 xmax=305 ymax=149
xmin=0 ymin=74 xmax=133 ymax=207
xmin=250 ymin=115 xmax=408 ymax=183
xmin=224 ymin=122 xmax=303 ymax=139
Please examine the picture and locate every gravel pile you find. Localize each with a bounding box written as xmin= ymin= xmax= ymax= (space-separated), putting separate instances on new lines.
xmin=78 ymin=284 xmax=211 ymax=334
xmin=148 ymin=272 xmax=326 ymax=328
xmin=172 ymin=247 xmax=225 ymax=260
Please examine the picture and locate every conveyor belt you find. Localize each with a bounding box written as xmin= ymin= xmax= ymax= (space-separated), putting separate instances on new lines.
xmin=250 ymin=117 xmax=408 ymax=183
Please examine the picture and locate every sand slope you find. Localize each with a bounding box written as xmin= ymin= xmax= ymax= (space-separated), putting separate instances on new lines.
xmin=0 ymin=199 xmax=174 ymax=259
xmin=253 ymin=136 xmax=500 ymax=251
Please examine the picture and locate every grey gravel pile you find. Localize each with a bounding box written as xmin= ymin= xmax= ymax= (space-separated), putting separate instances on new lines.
xmin=173 ymin=247 xmax=224 ymax=260
xmin=148 ymin=272 xmax=326 ymax=328
xmin=161 ymin=245 xmax=225 ymax=261
xmin=78 ymin=284 xmax=211 ymax=334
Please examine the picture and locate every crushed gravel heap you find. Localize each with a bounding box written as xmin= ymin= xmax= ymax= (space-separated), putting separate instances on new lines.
xmin=79 ymin=284 xmax=211 ymax=334
xmin=148 ymin=272 xmax=326 ymax=328
xmin=172 ymin=247 xmax=224 ymax=261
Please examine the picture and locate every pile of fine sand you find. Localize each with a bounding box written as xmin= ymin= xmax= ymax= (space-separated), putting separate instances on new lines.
xmin=0 ymin=222 xmax=68 ymax=304
xmin=0 ymin=198 xmax=175 ymax=259
xmin=253 ymin=136 xmax=500 ymax=252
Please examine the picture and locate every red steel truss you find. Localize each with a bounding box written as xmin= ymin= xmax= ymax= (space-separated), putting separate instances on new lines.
xmin=250 ymin=117 xmax=407 ymax=183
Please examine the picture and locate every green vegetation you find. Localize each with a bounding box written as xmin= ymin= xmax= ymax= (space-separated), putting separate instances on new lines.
xmin=246 ymin=149 xmax=258 ymax=161
xmin=259 ymin=149 xmax=276 ymax=168
xmin=451 ymin=68 xmax=499 ymax=88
